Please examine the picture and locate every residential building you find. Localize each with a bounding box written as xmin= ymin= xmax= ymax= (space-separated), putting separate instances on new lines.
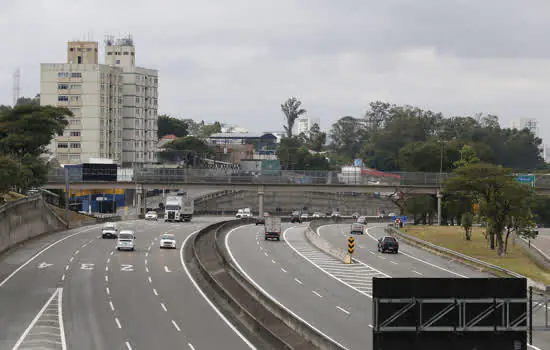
xmin=40 ymin=36 xmax=158 ymax=166
xmin=293 ymin=116 xmax=321 ymax=136
xmin=208 ymin=132 xmax=278 ymax=163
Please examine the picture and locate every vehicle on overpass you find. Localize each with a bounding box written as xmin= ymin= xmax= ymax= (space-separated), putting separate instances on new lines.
xmin=357 ymin=215 xmax=368 ymax=224
xmin=300 ymin=212 xmax=310 ymax=221
xmin=101 ymin=222 xmax=118 ymax=239
xmin=255 ymin=212 xmax=270 ymax=225
xmin=264 ymin=216 xmax=282 ymax=241
xmin=236 ymin=208 xmax=252 ymax=218
xmin=290 ymin=211 xmax=302 ymax=223
xmin=159 ymin=233 xmax=177 ymax=249
xmin=377 ymin=236 xmax=399 ymax=254
xmin=350 ymin=222 xmax=365 ymax=235
xmin=312 ymin=212 xmax=325 ymax=218
xmin=116 ymin=230 xmax=136 ymax=251
xmin=145 ymin=211 xmax=158 ymax=221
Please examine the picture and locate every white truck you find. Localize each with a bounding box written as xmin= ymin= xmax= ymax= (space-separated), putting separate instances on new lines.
xmin=236 ymin=208 xmax=252 ymax=218
xmin=264 ymin=216 xmax=282 ymax=241
xmin=164 ymin=195 xmax=194 ymax=222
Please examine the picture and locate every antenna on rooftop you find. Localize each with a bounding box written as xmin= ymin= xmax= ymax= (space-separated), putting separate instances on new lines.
xmin=13 ymin=68 xmax=20 ymax=106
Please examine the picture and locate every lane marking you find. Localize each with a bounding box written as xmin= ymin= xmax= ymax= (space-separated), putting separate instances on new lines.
xmin=115 ymin=317 xmax=122 ymax=328
xmin=148 ymin=276 xmax=152 ymax=283
xmin=125 ymin=341 xmax=132 ymax=350
xmin=271 ymin=260 xmax=277 ymax=264
xmin=75 ymin=250 xmax=80 ymax=255
xmin=146 ymin=267 xmax=149 ymax=273
xmin=368 ymin=324 xmax=373 ymax=328
xmin=294 ymin=278 xmax=303 ymax=285
xmin=61 ymin=274 xmax=65 ymax=281
xmin=145 ymin=259 xmax=148 ymax=265
xmin=110 ymin=251 xmax=114 ymax=256
xmin=105 ymin=266 xmax=109 ymax=272
xmin=109 ymin=301 xmax=115 ymax=311
xmin=12 ymin=288 xmax=66 ymax=350
xmin=164 ymin=266 xmax=171 ymax=273
xmin=413 ymin=270 xmax=423 ymax=276
xmin=188 ymin=343 xmax=196 ymax=350
xmin=181 ymin=228 xmax=257 ymax=350
xmin=65 ymin=265 xmax=69 ymax=271
xmin=153 ymin=288 xmax=158 ymax=296
xmin=171 ymin=320 xmax=182 ymax=332
xmin=281 ymin=268 xmax=287 ymax=273
xmin=390 ymin=261 xmax=398 ymax=265
xmin=106 ymin=287 xmax=110 ymax=295
xmin=145 ymin=252 xmax=149 ymax=257
xmin=161 ymin=303 xmax=168 ymax=312
xmin=264 ymin=252 xmax=268 ymax=257
xmin=69 ymin=257 xmax=74 ymax=262
xmin=336 ymin=306 xmax=350 ymax=315
xmin=378 ymin=256 xmax=386 ymax=260
xmin=363 ymin=227 xmax=468 ymax=278
xmin=105 ymin=276 xmax=108 ymax=282
xmin=106 ymin=258 xmax=110 ymax=264
xmin=312 ymin=291 xmax=323 ymax=298
xmin=226 ymin=225 xmax=349 ymax=350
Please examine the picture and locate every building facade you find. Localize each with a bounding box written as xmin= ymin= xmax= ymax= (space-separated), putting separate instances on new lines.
xmin=40 ymin=36 xmax=158 ymax=166
xmin=293 ymin=116 xmax=321 ymax=136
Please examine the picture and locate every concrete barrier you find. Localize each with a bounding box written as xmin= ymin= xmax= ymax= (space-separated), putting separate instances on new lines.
xmin=304 ymin=219 xmax=351 ymax=262
xmin=0 ymin=195 xmax=66 ymax=255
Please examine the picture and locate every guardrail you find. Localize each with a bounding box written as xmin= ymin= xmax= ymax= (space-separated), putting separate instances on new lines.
xmin=192 ymin=219 xmax=346 ymax=349
xmin=385 ymin=226 xmax=549 ymax=292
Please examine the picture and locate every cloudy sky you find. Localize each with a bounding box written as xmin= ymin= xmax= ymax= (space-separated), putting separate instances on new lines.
xmin=2 ymin=0 xmax=550 ymax=140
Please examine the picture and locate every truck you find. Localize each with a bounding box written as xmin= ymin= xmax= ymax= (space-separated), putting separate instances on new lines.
xmin=180 ymin=195 xmax=194 ymax=221
xmin=164 ymin=195 xmax=194 ymax=222
xmin=264 ymin=216 xmax=282 ymax=241
xmin=236 ymin=208 xmax=252 ymax=218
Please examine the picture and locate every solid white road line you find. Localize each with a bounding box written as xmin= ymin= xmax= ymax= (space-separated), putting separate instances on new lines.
xmin=171 ymin=320 xmax=181 ymax=332
xmin=58 ymin=288 xmax=67 ymax=350
xmin=226 ymin=225 xmax=349 ymax=350
xmin=181 ymin=229 xmax=258 ymax=350
xmin=336 ymin=306 xmax=350 ymax=315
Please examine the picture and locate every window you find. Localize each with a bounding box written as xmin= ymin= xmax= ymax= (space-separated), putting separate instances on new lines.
xmin=69 ymin=154 xmax=80 ymax=161
xmin=70 ymin=143 xmax=80 ymax=149
xmin=86 ymin=48 xmax=92 ymax=52
xmin=124 ymin=52 xmax=129 ymax=55
xmin=70 ymin=131 xmax=81 ymax=137
xmin=77 ymin=56 xmax=82 ymax=64
xmin=57 ymin=143 xmax=68 ymax=148
xmin=69 ymin=107 xmax=80 ymax=114
xmin=70 ymin=96 xmax=80 ymax=102
xmin=71 ymin=72 xmax=82 ymax=78
xmin=58 ymin=96 xmax=69 ymax=101
xmin=136 ymin=97 xmax=140 ymax=103
xmin=107 ymin=52 xmax=113 ymax=55
xmin=70 ymin=48 xmax=74 ymax=52
xmin=69 ymin=119 xmax=81 ymax=125
xmin=58 ymin=84 xmax=68 ymax=90
xmin=70 ymin=84 xmax=81 ymax=89
xmin=58 ymin=72 xmax=68 ymax=77
xmin=131 ymin=52 xmax=135 ymax=56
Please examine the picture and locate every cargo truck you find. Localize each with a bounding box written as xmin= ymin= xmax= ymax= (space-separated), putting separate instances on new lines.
xmin=164 ymin=195 xmax=194 ymax=222
xmin=264 ymin=216 xmax=282 ymax=241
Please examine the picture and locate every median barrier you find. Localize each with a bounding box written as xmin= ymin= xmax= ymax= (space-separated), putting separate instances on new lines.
xmin=191 ymin=219 xmax=346 ymax=349
xmin=386 ymin=226 xmax=549 ymax=293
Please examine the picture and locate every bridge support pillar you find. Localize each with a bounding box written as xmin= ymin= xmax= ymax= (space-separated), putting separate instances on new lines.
xmin=437 ymin=191 xmax=443 ymax=225
xmin=258 ymin=185 xmax=264 ymax=217
xmin=136 ymin=185 xmax=143 ymax=215
xmin=143 ymin=188 xmax=147 ymax=215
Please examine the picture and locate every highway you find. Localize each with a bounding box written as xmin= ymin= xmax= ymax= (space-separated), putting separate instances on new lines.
xmin=0 ymin=217 xmax=255 ymax=350
xmin=226 ymin=222 xmax=550 ymax=350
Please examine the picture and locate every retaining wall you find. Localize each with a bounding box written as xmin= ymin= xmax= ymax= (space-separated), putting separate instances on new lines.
xmin=0 ymin=195 xmax=66 ymax=255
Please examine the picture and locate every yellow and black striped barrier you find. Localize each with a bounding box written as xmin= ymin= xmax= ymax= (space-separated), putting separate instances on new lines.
xmin=345 ymin=236 xmax=355 ymax=264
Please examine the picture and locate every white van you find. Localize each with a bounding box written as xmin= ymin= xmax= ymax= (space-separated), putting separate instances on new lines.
xmin=116 ymin=230 xmax=136 ymax=251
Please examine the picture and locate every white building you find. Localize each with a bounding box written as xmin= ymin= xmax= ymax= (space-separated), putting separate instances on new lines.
xmin=293 ymin=116 xmax=321 ymax=136
xmin=40 ymin=36 xmax=158 ymax=166
xmin=510 ymin=118 xmax=541 ymax=138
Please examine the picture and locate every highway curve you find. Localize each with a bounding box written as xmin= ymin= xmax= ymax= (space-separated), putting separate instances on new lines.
xmin=226 ymin=222 xmax=550 ymax=350
xmin=0 ymin=217 xmax=256 ymax=350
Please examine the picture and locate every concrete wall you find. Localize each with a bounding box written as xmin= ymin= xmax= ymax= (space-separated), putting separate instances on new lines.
xmin=0 ymin=195 xmax=66 ymax=255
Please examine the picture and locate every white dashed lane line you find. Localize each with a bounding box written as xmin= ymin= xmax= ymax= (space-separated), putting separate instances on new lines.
xmin=171 ymin=320 xmax=182 ymax=332
xmin=161 ymin=303 xmax=168 ymax=312
xmin=312 ymin=291 xmax=323 ymax=298
xmin=115 ymin=317 xmax=122 ymax=329
xmin=336 ymin=306 xmax=350 ymax=315
xmin=294 ymin=278 xmax=303 ymax=285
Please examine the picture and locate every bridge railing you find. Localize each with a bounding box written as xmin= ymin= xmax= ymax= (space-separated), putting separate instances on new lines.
xmin=46 ymin=167 xmax=454 ymax=187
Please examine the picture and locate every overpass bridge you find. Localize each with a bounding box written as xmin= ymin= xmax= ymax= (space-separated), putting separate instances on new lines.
xmin=43 ymin=167 xmax=550 ymax=216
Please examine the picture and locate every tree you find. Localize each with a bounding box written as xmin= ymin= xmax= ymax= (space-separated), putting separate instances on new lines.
xmin=405 ymin=195 xmax=436 ymax=225
xmin=159 ymin=136 xmax=213 ymax=164
xmin=461 ymin=212 xmax=473 ymax=240
xmin=398 ymin=140 xmax=460 ymax=172
xmin=157 ymin=115 xmax=188 ymax=139
xmin=198 ymin=122 xmax=222 ymax=138
xmin=276 ymin=137 xmax=329 ymax=170
xmin=453 ymin=145 xmax=480 ymax=168
xmin=183 ymin=119 xmax=201 ymax=136
xmin=305 ymin=123 xmax=326 ymax=152
xmin=16 ymin=94 xmax=40 ymax=107
xmin=444 ymin=163 xmax=533 ymax=255
xmin=281 ymin=97 xmax=306 ymax=138
xmin=329 ymin=116 xmax=364 ymax=163
xmin=0 ymin=156 xmax=24 ymax=196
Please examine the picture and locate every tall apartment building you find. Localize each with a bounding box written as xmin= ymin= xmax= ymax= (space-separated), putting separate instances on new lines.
xmin=40 ymin=36 xmax=158 ymax=166
xmin=293 ymin=116 xmax=321 ymax=136
xmin=510 ymin=117 xmax=546 ymax=161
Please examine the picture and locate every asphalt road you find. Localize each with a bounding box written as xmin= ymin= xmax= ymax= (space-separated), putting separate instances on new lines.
xmin=0 ymin=216 xmax=255 ymax=350
xmin=226 ymin=223 xmax=550 ymax=350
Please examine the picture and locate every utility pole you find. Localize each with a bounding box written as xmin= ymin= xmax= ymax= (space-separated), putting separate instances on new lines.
xmin=437 ymin=141 xmax=444 ymax=226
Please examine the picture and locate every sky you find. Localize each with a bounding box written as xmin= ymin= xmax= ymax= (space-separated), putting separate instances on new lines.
xmin=2 ymin=0 xmax=550 ymax=141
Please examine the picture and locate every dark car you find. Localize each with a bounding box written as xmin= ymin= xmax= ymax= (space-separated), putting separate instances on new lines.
xmin=377 ymin=236 xmax=399 ymax=254
xmin=176 ymin=190 xmax=186 ymax=196
xmin=255 ymin=216 xmax=266 ymax=225
xmin=290 ymin=211 xmax=302 ymax=223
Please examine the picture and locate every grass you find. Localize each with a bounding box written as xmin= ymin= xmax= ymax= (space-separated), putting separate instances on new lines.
xmin=402 ymin=225 xmax=550 ymax=285
xmin=0 ymin=191 xmax=27 ymax=203
xmin=51 ymin=206 xmax=95 ymax=223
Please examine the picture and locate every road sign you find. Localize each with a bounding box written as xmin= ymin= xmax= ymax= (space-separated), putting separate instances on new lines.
xmin=348 ymin=236 xmax=355 ymax=254
xmin=515 ymin=174 xmax=535 ymax=187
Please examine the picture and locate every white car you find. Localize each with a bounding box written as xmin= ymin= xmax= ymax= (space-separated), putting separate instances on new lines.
xmin=116 ymin=230 xmax=136 ymax=251
xmin=145 ymin=211 xmax=158 ymax=221
xmin=300 ymin=213 xmax=310 ymax=220
xmin=101 ymin=222 xmax=118 ymax=239
xmin=159 ymin=233 xmax=176 ymax=249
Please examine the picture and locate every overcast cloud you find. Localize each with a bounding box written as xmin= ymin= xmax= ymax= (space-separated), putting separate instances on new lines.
xmin=2 ymin=0 xmax=550 ymax=141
